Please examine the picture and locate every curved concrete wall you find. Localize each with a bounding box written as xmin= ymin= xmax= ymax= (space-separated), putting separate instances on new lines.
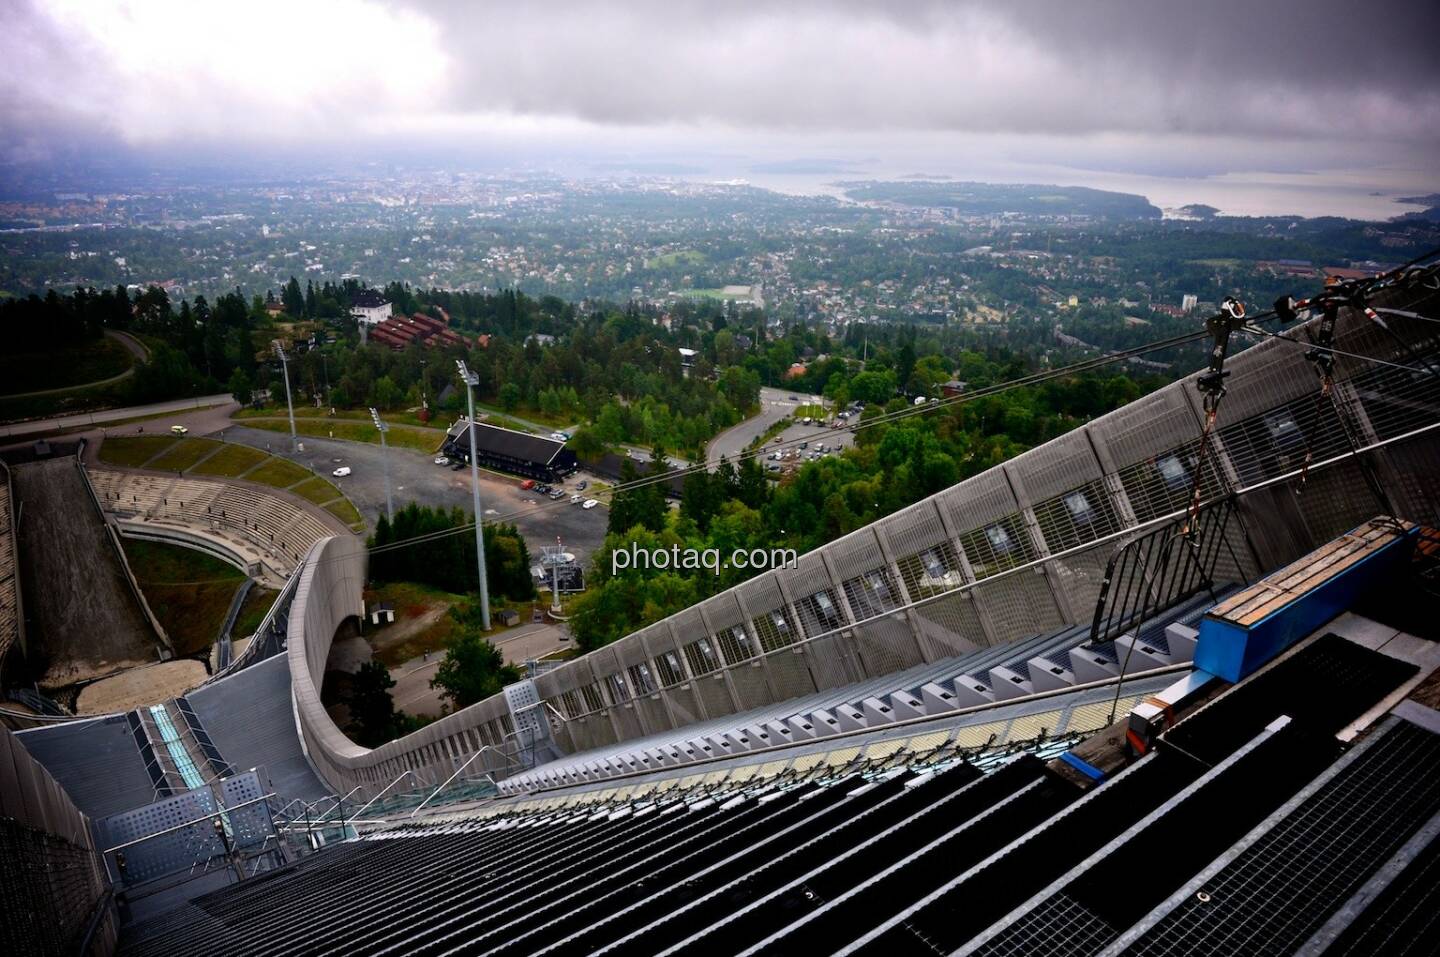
xmin=288 ymin=535 xmax=517 ymax=795
xmin=115 ymin=521 xmax=256 ymax=579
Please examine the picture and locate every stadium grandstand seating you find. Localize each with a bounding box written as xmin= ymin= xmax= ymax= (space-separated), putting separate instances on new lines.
xmin=87 ymin=468 xmax=337 ymax=570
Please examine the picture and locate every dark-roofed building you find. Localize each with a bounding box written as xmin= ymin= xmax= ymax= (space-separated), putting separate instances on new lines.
xmin=442 ymin=419 xmax=578 ymax=481
xmin=348 ymin=289 xmax=391 ymax=327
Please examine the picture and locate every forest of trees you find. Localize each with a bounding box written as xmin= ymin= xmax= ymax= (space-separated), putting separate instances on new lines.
xmin=369 ymin=504 xmax=536 ymax=605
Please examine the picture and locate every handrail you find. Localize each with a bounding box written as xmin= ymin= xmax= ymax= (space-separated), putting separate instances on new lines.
xmin=344 ymin=770 xmax=420 ymax=823
xmin=312 ymin=784 xmax=365 ymax=823
xmin=212 ymin=560 xmax=303 ymax=680
xmin=409 ymin=749 xmax=500 ymax=818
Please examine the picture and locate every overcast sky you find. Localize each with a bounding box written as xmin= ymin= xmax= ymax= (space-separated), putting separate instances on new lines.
xmin=3 ymin=0 xmax=1438 ymax=206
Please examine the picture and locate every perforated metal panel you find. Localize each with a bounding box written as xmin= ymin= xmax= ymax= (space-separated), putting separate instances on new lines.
xmin=503 ymin=679 xmax=551 ymax=742
xmin=97 ymin=774 xmax=276 ymax=886
xmin=218 ymin=772 xmax=273 ymax=850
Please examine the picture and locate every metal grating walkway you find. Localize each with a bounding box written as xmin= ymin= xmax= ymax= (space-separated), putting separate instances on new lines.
xmin=1118 ymin=717 xmax=1440 ymax=956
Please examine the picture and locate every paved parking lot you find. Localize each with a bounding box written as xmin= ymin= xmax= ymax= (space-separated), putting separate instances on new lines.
xmin=220 ymin=425 xmax=608 ymax=563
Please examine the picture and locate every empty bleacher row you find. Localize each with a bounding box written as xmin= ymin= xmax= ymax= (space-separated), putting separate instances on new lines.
xmin=87 ymin=467 xmax=335 ymax=568
xmin=502 ymin=587 xmax=1234 ymax=795
xmin=114 ymin=629 xmax=1440 ymax=957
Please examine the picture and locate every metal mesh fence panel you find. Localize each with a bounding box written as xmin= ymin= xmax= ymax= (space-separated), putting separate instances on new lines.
xmin=695 ymin=673 xmax=736 ymax=717
xmin=714 ymin=625 xmax=758 ymax=667
xmin=607 ymin=704 xmax=643 ymax=742
xmin=802 ymin=633 xmax=861 ymax=691
xmin=631 ymin=694 xmax=669 ymax=734
xmin=1046 ymin=544 xmax=1112 ymax=620
xmin=728 ymin=662 xmax=772 ymax=710
xmin=753 ymin=605 xmax=800 ymax=652
xmin=971 ymin=569 xmax=1066 ymax=640
xmin=895 ymin=539 xmax=968 ymax=601
xmin=796 ymin=587 xmax=847 ymax=635
xmin=682 ymin=635 xmax=723 ymax=677
xmin=1033 ymin=478 xmax=1126 ymax=554
xmin=910 ymin=589 xmax=991 ymax=655
xmin=664 ymin=682 xmax=705 ymax=727
xmin=853 ymin=616 xmax=927 ymax=676
xmin=843 ymin=567 xmax=905 ymax=619
xmin=765 ymin=647 xmax=819 ymax=700
xmin=960 ymin=511 xmax=1038 ymax=579
xmin=0 ymin=819 xmax=106 ymax=957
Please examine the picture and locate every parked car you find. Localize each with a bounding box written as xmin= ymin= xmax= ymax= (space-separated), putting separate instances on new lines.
xmin=535 ymin=483 xmax=550 ymax=494
xmin=433 ymin=456 xmax=448 ymax=465
xmin=332 ymin=466 xmax=351 ymax=477
xmin=548 ymin=489 xmax=565 ymax=500
xmin=575 ymin=480 xmax=588 ymax=491
xmin=451 ymin=461 xmax=466 ymax=471
xmin=582 ymin=499 xmax=600 ymax=509
xmin=571 ymin=494 xmax=583 ymax=504
xmin=520 ymin=479 xmax=536 ymax=490
xmin=169 ymin=425 xmax=188 ymax=435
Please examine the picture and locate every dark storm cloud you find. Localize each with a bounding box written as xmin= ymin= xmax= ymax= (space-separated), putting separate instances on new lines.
xmin=412 ymin=0 xmax=1440 ymax=143
xmin=0 ymin=0 xmax=1436 ymax=155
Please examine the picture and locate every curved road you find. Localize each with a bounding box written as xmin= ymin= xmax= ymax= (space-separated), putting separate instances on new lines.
xmin=706 ymin=387 xmax=802 ymax=464
xmin=2 ymin=330 xmax=150 ymax=400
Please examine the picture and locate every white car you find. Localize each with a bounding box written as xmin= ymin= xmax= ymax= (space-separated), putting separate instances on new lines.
xmin=549 ymin=431 xmax=571 ymax=442
xmin=169 ymin=425 xmax=188 ymax=435
xmin=332 ymin=466 xmax=351 ymax=477
xmin=433 ymin=456 xmax=448 ymax=465
xmin=570 ymin=494 xmax=583 ymax=504
xmin=582 ymin=499 xmax=600 ymax=509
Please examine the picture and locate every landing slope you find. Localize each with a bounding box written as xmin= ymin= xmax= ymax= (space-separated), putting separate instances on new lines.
xmin=12 ymin=457 xmax=160 ymax=687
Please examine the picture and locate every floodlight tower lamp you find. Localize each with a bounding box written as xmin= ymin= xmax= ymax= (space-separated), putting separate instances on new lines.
xmin=455 ymin=359 xmax=490 ymax=630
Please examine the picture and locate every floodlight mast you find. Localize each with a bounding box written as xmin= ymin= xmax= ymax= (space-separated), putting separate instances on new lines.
xmin=369 ymin=407 xmax=394 ymax=522
xmin=273 ymin=341 xmax=299 ymax=453
xmin=551 ymin=537 xmax=563 ymax=616
xmin=456 ymin=359 xmax=491 ymax=630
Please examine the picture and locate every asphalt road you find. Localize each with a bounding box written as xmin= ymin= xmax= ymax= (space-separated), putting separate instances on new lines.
xmin=390 ymin=622 xmax=571 ymax=718
xmin=0 ymin=392 xmax=232 ymax=440
xmin=706 ymin=386 xmax=812 ymax=464
xmin=220 ymin=425 xmax=608 ymax=563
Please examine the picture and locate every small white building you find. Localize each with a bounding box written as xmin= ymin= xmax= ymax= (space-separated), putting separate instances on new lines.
xmin=350 ymin=289 xmax=392 ymax=327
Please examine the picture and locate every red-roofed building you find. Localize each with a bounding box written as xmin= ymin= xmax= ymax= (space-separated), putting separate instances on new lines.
xmin=1324 ymin=266 xmax=1373 ymax=282
xmin=363 ymin=310 xmax=473 ymax=352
